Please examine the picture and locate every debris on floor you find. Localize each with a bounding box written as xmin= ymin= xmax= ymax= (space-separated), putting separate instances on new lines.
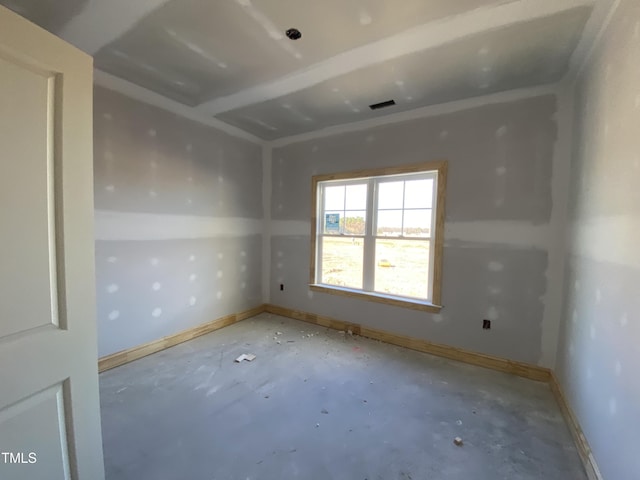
xmin=234 ymin=353 xmax=256 ymax=363
xmin=100 ymin=314 xmax=590 ymax=479
xmin=276 ymin=331 xmax=283 ymax=335
xmin=321 ymin=409 xmax=329 ymax=414
xmin=453 ymin=437 xmax=464 ymax=446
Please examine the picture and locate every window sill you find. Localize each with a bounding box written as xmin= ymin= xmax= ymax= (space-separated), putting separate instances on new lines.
xmin=309 ymin=284 xmax=443 ymax=313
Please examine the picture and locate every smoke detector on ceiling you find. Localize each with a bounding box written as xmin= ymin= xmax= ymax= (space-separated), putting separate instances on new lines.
xmin=286 ymin=28 xmax=302 ymax=40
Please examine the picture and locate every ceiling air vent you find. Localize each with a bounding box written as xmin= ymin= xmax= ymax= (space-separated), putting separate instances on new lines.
xmin=369 ymin=99 xmax=396 ymax=110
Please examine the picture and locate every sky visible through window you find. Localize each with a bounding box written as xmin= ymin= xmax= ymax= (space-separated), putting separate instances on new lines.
xmin=323 ymin=178 xmax=433 ymax=237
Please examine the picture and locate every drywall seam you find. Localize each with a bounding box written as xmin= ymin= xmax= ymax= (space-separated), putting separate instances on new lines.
xmin=94 ymin=210 xmax=263 ymax=240
xmin=269 ymin=220 xmax=553 ymax=250
xmin=198 ymin=0 xmax=593 ymax=115
xmin=60 ymin=0 xmax=173 ymax=55
xmin=568 ymin=215 xmax=640 ymax=268
xmin=444 ymin=222 xmax=552 ymax=250
xmin=262 ymin=147 xmax=272 ymax=303
xmin=539 ymin=84 xmax=574 ymax=368
xmin=565 ymin=0 xmax=621 ymax=85
xmin=269 ymin=83 xmax=559 ymax=147
xmin=94 ymin=70 xmax=267 ymax=146
xmin=268 ymin=220 xmax=311 ymax=237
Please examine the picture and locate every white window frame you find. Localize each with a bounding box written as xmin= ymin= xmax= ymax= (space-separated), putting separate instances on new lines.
xmin=310 ymin=161 xmax=447 ymax=312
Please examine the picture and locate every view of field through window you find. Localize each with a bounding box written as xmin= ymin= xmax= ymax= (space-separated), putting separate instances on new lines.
xmin=319 ymin=177 xmax=434 ymax=300
xmin=374 ymin=238 xmax=430 ymax=298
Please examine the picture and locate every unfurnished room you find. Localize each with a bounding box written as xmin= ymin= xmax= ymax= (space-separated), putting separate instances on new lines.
xmin=0 ymin=0 xmax=638 ymax=479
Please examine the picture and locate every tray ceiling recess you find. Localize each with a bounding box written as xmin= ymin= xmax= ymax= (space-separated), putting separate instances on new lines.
xmin=1 ymin=0 xmax=598 ymax=140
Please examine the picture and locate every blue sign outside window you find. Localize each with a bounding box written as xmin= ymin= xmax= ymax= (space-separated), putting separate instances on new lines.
xmin=325 ymin=213 xmax=340 ymax=233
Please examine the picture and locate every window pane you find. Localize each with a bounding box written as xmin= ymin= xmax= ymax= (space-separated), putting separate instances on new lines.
xmin=321 ymin=236 xmax=363 ymax=289
xmin=404 ymin=179 xmax=433 ymax=208
xmin=377 ymin=209 xmax=402 ymax=236
xmin=377 ymin=181 xmax=404 ymax=209
xmin=323 ymin=211 xmax=343 ymax=234
xmin=324 ymin=185 xmax=345 ymax=211
xmin=403 ymin=209 xmax=432 ymax=237
xmin=343 ymin=211 xmax=366 ymax=235
xmin=374 ymin=239 xmax=430 ymax=299
xmin=345 ymin=184 xmax=367 ymax=210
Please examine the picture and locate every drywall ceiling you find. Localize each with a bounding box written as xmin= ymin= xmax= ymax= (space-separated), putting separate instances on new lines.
xmin=94 ymin=0 xmax=508 ymax=106
xmin=1 ymin=0 xmax=598 ymax=140
xmin=218 ymin=7 xmax=590 ymax=139
xmin=0 ymin=0 xmax=87 ymax=33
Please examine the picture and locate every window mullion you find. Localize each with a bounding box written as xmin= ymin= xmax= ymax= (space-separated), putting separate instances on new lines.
xmin=362 ymin=178 xmax=376 ymax=291
xmin=315 ymin=185 xmax=324 ymax=284
xmin=400 ymin=180 xmax=406 ymax=237
xmin=425 ymin=237 xmax=433 ymax=301
xmin=427 ymin=174 xmax=439 ymax=300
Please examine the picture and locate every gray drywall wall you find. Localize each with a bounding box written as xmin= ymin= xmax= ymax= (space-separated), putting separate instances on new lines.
xmin=270 ymin=94 xmax=558 ymax=365
xmin=94 ymin=86 xmax=263 ymax=357
xmin=556 ymin=1 xmax=640 ymax=478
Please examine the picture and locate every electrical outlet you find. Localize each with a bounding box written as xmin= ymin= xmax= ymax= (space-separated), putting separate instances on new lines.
xmin=280 ymin=284 xmax=284 ymax=291
xmin=483 ymin=319 xmax=491 ymax=330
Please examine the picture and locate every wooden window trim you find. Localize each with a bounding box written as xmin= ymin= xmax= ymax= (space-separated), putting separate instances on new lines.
xmin=310 ymin=160 xmax=447 ymax=311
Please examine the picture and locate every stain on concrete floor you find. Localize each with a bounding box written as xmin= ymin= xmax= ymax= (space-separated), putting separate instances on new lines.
xmin=99 ymin=313 xmax=586 ymax=480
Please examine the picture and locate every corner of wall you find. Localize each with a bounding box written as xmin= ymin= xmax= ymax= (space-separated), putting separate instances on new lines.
xmin=538 ymin=82 xmax=574 ymax=369
xmin=550 ymin=0 xmax=622 ymax=372
xmin=262 ymin=145 xmax=272 ymax=304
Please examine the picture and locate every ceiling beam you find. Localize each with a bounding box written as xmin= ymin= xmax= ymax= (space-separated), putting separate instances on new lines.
xmin=564 ymin=0 xmax=620 ymax=84
xmin=94 ymin=69 xmax=267 ymax=146
xmin=270 ymin=83 xmax=560 ymax=148
xmin=197 ymin=0 xmax=595 ymax=116
xmin=59 ymin=0 xmax=173 ymax=55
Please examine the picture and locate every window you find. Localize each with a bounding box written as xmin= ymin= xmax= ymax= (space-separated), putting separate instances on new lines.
xmin=310 ymin=161 xmax=447 ymax=312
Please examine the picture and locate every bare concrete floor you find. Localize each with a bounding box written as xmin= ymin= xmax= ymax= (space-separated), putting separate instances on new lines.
xmin=100 ymin=313 xmax=587 ymax=480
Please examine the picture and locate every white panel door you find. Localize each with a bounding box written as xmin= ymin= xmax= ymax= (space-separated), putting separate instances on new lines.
xmin=0 ymin=6 xmax=105 ymax=480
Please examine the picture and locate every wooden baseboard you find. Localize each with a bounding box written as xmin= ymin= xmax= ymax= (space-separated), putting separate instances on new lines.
xmin=265 ymin=304 xmax=550 ymax=382
xmin=266 ymin=304 xmax=598 ymax=479
xmin=98 ymin=304 xmax=267 ymax=372
xmin=549 ymin=372 xmax=603 ymax=480
xmin=98 ymin=301 xmax=598 ymax=479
